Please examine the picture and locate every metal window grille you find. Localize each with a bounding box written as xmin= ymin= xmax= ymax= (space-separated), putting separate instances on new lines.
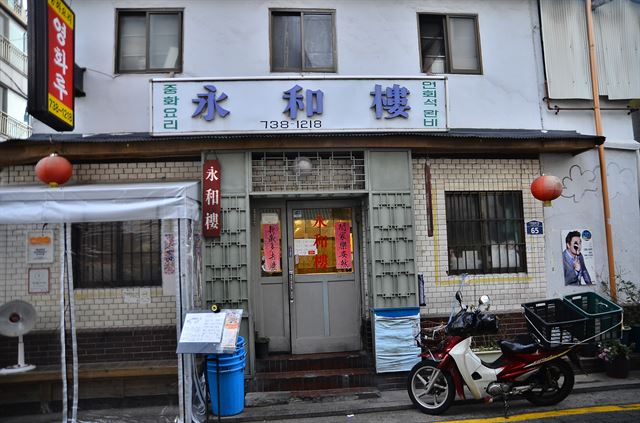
xmin=251 ymin=151 xmax=365 ymax=192
xmin=72 ymin=220 xmax=161 ymax=288
xmin=445 ymin=191 xmax=526 ymax=275
xmin=203 ymin=195 xmax=248 ymax=310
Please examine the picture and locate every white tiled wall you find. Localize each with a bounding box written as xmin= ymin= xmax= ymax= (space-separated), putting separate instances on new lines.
xmin=412 ymin=157 xmax=547 ymax=315
xmin=0 ymin=161 xmax=200 ymax=330
xmin=1 ymin=161 xmax=200 ymax=185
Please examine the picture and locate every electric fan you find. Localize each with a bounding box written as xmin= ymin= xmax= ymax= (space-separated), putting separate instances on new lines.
xmin=0 ymin=300 xmax=37 ymax=374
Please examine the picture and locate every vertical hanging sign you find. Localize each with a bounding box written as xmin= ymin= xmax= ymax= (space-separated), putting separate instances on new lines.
xmin=27 ymin=0 xmax=75 ymax=131
xmin=335 ymin=222 xmax=352 ymax=269
xmin=202 ymin=160 xmax=221 ymax=237
xmin=262 ymin=224 xmax=281 ymax=272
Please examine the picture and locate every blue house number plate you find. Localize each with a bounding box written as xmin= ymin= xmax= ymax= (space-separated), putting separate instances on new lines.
xmin=526 ymin=220 xmax=543 ymax=235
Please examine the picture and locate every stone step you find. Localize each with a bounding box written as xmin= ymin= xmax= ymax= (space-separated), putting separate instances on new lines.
xmin=254 ymin=351 xmax=372 ymax=373
xmin=248 ymin=367 xmax=376 ymax=392
xmin=245 ymin=387 xmax=381 ymax=407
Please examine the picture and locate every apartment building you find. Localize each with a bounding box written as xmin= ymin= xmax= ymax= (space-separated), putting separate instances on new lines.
xmin=0 ymin=0 xmax=29 ymax=140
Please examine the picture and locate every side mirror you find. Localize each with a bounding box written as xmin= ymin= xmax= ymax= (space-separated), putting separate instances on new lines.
xmin=455 ymin=291 xmax=463 ymax=306
xmin=478 ymin=295 xmax=491 ymax=311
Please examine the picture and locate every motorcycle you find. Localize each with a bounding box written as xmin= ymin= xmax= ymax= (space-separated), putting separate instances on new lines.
xmin=407 ymin=283 xmax=579 ymax=416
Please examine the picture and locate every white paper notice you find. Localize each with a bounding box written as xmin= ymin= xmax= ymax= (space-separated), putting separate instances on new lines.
xmin=139 ymin=287 xmax=151 ymax=304
xmin=123 ymin=288 xmax=138 ymax=304
xmin=294 ymin=238 xmax=317 ymax=256
xmin=179 ymin=312 xmax=226 ymax=344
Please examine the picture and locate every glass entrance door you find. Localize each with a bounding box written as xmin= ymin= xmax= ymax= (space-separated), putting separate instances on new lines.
xmin=287 ymin=201 xmax=361 ymax=354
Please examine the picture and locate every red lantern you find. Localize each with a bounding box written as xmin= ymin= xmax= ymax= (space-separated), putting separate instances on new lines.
xmin=531 ymin=174 xmax=562 ymax=207
xmin=35 ymin=153 xmax=73 ymax=188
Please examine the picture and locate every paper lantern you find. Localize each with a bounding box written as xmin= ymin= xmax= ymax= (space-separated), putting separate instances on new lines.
xmin=531 ymin=174 xmax=562 ymax=207
xmin=35 ymin=153 xmax=73 ymax=188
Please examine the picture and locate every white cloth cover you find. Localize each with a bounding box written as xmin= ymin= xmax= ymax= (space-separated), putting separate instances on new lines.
xmin=0 ymin=181 xmax=200 ymax=223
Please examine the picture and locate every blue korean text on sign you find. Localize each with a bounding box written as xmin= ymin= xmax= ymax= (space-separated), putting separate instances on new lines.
xmin=163 ymin=84 xmax=179 ymax=130
xmin=370 ymin=84 xmax=411 ymax=119
xmin=526 ymin=220 xmax=543 ymax=235
xmin=192 ymin=85 xmax=230 ymax=121
xmin=283 ymin=85 xmax=324 ymax=119
xmin=422 ymin=81 xmax=438 ymax=127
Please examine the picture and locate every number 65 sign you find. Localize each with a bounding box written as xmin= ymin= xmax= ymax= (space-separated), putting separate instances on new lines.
xmin=526 ymin=220 xmax=544 ymax=235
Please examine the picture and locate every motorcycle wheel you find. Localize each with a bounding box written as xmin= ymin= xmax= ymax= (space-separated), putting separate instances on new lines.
xmin=407 ymin=359 xmax=455 ymax=415
xmin=523 ymin=359 xmax=574 ymax=406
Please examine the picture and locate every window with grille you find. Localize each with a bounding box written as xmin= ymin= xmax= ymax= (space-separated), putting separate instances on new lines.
xmin=72 ymin=220 xmax=162 ymax=288
xmin=116 ymin=9 xmax=182 ymax=73
xmin=270 ymin=10 xmax=336 ymax=72
xmin=445 ymin=191 xmax=526 ymax=275
xmin=419 ymin=13 xmax=482 ymax=74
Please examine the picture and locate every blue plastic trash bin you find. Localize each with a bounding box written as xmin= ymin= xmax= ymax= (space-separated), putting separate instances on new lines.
xmin=206 ymin=336 xmax=246 ymax=416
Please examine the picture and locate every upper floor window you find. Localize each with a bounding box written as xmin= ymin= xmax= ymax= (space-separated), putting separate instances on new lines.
xmin=419 ymin=14 xmax=482 ymax=74
xmin=116 ymin=10 xmax=182 ymax=73
xmin=445 ymin=191 xmax=526 ymax=275
xmin=270 ymin=10 xmax=336 ymax=72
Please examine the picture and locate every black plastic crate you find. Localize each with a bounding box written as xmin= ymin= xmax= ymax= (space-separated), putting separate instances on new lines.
xmin=522 ymin=299 xmax=587 ymax=347
xmin=563 ymin=292 xmax=622 ymax=343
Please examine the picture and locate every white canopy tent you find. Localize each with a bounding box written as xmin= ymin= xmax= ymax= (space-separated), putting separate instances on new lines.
xmin=0 ymin=181 xmax=201 ymax=423
xmin=0 ymin=182 xmax=200 ymax=223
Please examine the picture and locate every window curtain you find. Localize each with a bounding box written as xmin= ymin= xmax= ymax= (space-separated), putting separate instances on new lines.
xmin=303 ymin=14 xmax=333 ymax=68
xmin=119 ymin=15 xmax=146 ymax=71
xmin=150 ymin=14 xmax=180 ymax=69
xmin=449 ymin=17 xmax=479 ymax=71
xmin=272 ymin=13 xmax=302 ymax=69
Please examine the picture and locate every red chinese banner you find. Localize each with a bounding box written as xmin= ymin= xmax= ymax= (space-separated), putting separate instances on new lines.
xmin=262 ymin=224 xmax=281 ymax=272
xmin=202 ymin=160 xmax=221 ymax=237
xmin=335 ymin=222 xmax=352 ymax=269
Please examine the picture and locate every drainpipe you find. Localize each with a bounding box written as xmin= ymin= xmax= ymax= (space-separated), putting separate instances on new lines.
xmin=585 ymin=0 xmax=617 ymax=301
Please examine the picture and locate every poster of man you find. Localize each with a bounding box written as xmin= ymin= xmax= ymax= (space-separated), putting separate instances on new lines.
xmin=561 ymin=229 xmax=594 ymax=286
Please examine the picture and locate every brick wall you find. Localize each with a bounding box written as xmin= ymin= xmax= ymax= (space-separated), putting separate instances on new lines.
xmin=0 ymin=160 xmax=200 ymax=185
xmin=0 ymin=326 xmax=177 ymax=367
xmin=412 ymin=157 xmax=547 ymax=314
xmin=420 ymin=312 xmax=529 ymax=349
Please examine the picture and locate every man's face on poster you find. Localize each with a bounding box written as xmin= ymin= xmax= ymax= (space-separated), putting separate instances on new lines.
xmin=566 ymin=236 xmax=581 ymax=256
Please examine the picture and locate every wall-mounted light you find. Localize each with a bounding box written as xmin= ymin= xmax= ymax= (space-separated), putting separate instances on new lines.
xmin=294 ymin=157 xmax=313 ymax=177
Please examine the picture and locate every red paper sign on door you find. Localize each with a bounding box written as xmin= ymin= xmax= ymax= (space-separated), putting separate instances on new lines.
xmin=334 ymin=222 xmax=352 ymax=269
xmin=202 ymin=160 xmax=221 ymax=237
xmin=262 ymin=223 xmax=281 ymax=272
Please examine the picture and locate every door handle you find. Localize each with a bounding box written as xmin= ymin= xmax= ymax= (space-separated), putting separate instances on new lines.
xmin=288 ymin=270 xmax=294 ymax=303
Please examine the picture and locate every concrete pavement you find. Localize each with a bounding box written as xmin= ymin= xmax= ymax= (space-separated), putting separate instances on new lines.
xmin=223 ymin=370 xmax=640 ymax=422
xmin=1 ymin=370 xmax=639 ymax=423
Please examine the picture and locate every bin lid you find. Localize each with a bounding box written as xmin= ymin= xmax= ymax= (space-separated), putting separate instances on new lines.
xmin=372 ymin=307 xmax=420 ymax=318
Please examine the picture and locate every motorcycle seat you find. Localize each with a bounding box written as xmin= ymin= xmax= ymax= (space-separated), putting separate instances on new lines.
xmin=499 ymin=340 xmax=538 ymax=355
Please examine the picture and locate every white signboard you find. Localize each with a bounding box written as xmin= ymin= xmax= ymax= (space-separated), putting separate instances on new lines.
xmin=26 ymin=230 xmax=54 ymax=264
xmin=151 ymin=77 xmax=447 ymax=135
xmin=294 ymin=238 xmax=318 ymax=256
xmin=176 ymin=309 xmax=243 ymax=354
xmin=28 ymin=268 xmax=50 ymax=294
xmin=178 ymin=312 xmax=226 ymax=345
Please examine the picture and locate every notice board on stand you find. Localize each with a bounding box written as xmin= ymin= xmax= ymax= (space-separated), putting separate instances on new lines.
xmin=176 ymin=309 xmax=243 ymax=354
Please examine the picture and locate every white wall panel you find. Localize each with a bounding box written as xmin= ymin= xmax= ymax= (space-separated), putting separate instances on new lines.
xmin=540 ymin=0 xmax=592 ymax=99
xmin=541 ymin=0 xmax=640 ymax=100
xmin=594 ymin=0 xmax=640 ymax=99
